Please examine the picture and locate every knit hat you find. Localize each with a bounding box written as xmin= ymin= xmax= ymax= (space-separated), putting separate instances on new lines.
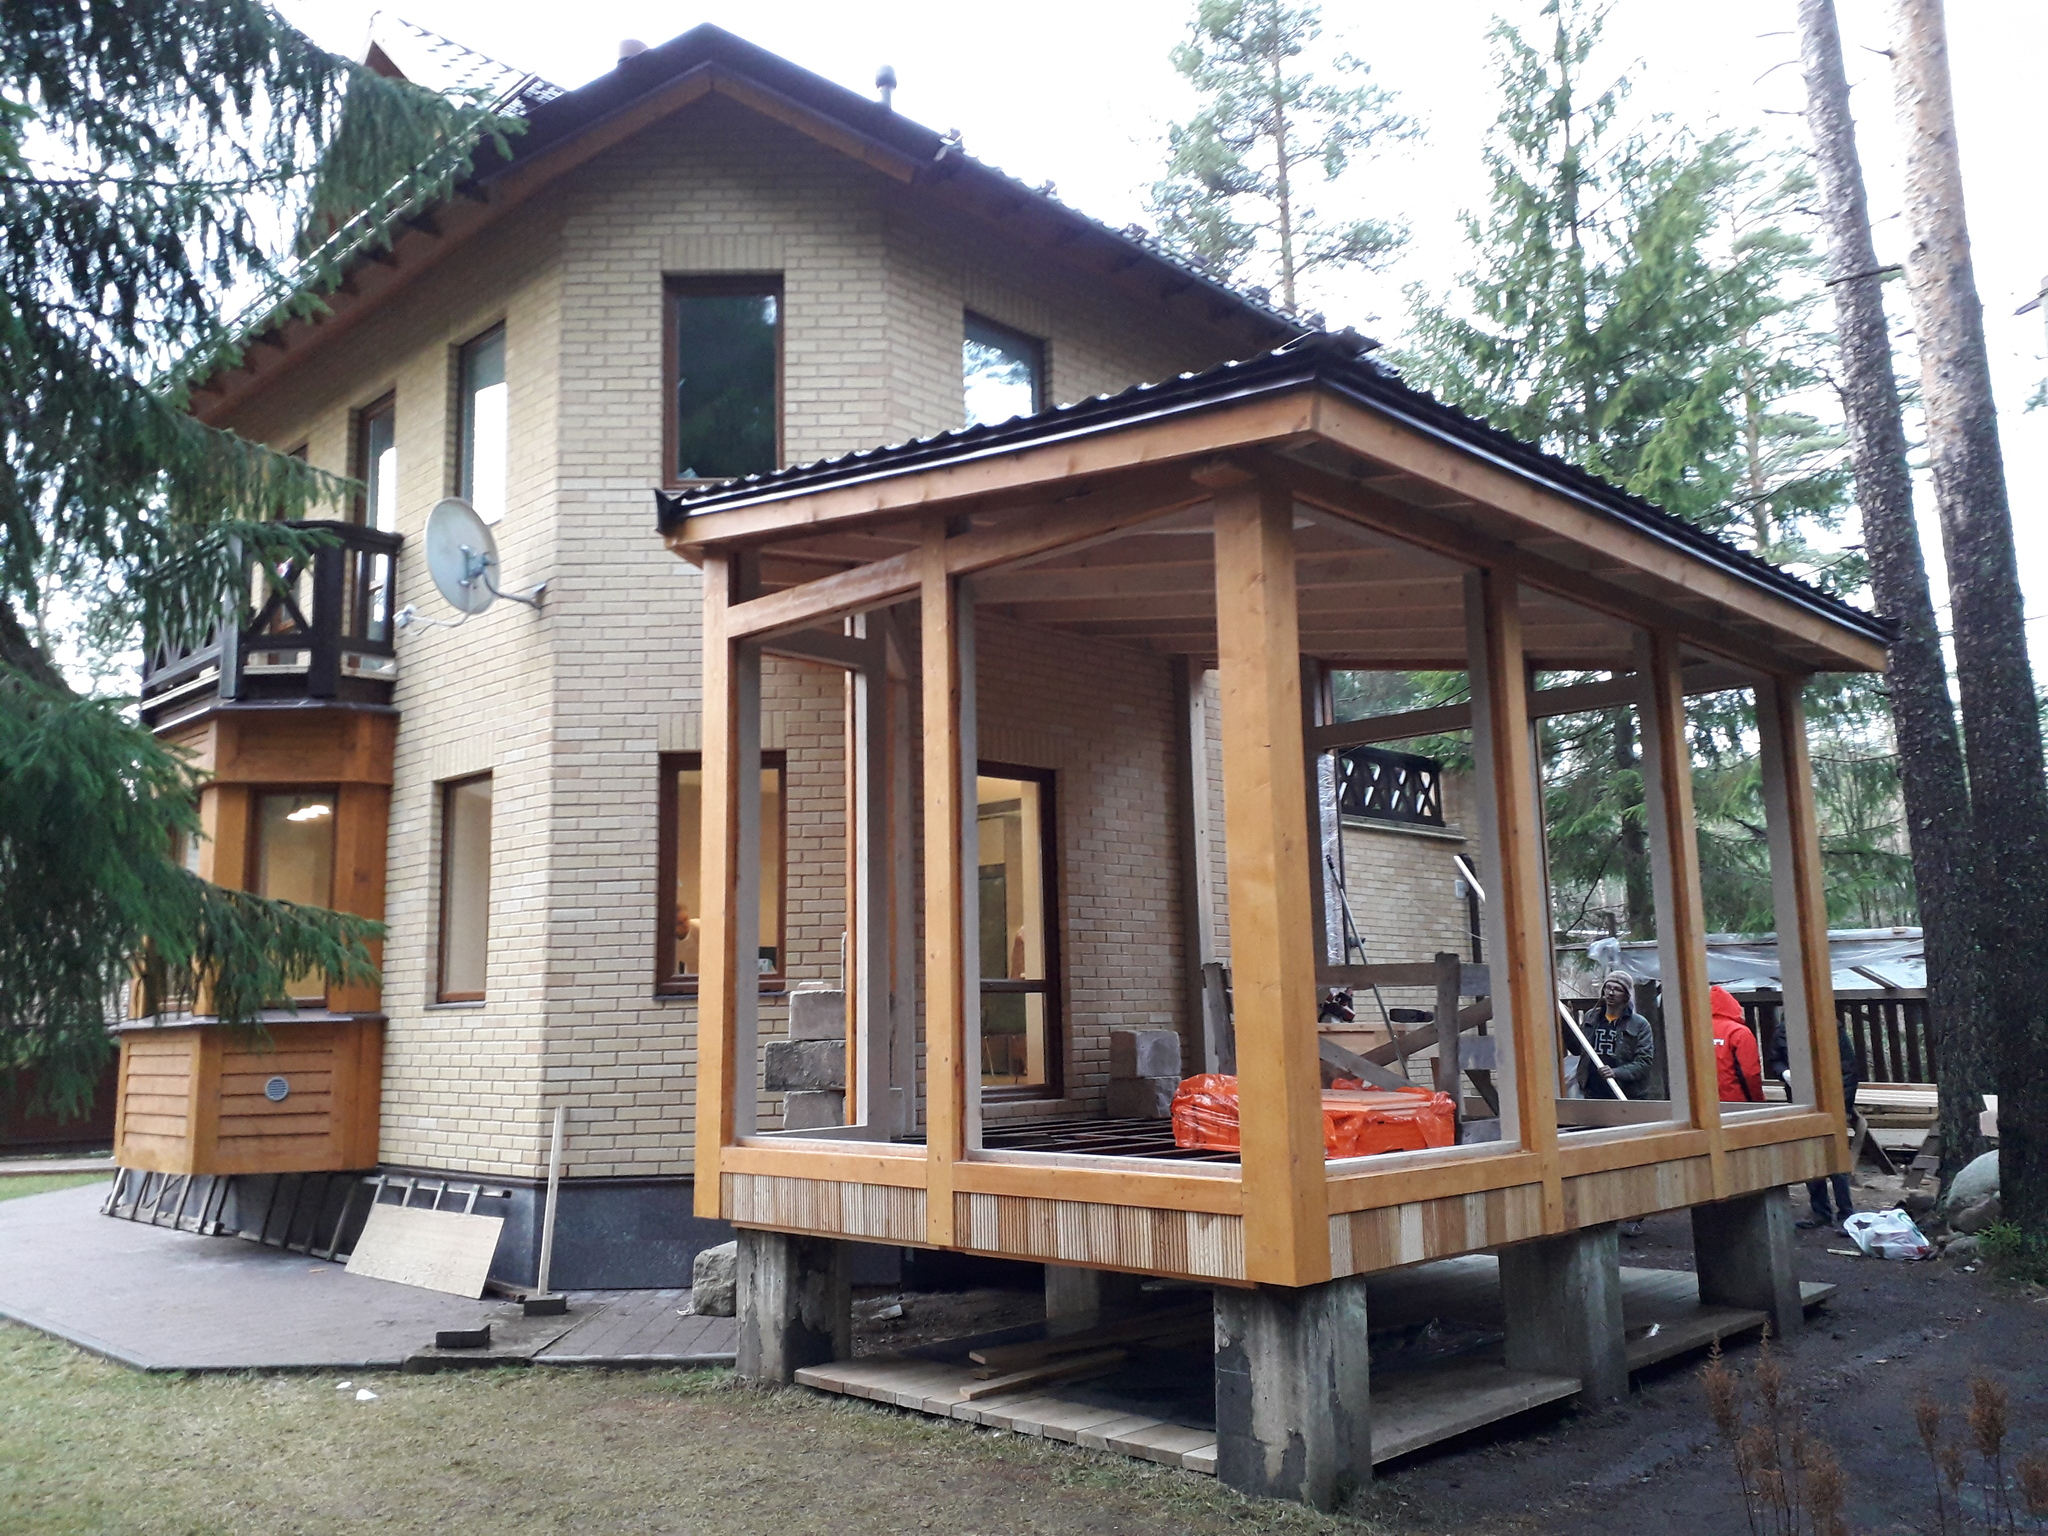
xmin=1601 ymin=970 xmax=1634 ymax=1010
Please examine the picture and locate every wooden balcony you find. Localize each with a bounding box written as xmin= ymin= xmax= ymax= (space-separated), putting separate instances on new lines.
xmin=140 ymin=520 xmax=402 ymax=733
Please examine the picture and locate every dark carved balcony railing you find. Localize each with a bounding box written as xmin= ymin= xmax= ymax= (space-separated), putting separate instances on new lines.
xmin=1336 ymin=745 xmax=1445 ymax=827
xmin=140 ymin=520 xmax=402 ymax=729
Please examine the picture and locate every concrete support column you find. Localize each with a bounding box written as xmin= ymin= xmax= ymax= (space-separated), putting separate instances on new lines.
xmin=1499 ymin=1223 xmax=1629 ymax=1402
xmin=1044 ymin=1265 xmax=1147 ymax=1321
xmin=1214 ymin=1274 xmax=1372 ymax=1510
xmin=736 ymin=1228 xmax=851 ymax=1383
xmin=1692 ymin=1190 xmax=1802 ymax=1340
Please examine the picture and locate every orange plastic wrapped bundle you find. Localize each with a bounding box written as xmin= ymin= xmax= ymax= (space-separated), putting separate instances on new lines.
xmin=1170 ymin=1073 xmax=1456 ymax=1158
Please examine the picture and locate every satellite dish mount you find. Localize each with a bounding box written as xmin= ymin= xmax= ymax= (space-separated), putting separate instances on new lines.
xmin=414 ymin=498 xmax=546 ymax=622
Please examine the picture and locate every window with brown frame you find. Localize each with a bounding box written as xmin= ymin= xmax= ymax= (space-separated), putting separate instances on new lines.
xmin=962 ymin=311 xmax=1044 ymax=427
xmin=664 ymin=276 xmax=782 ymax=484
xmin=977 ymin=763 xmax=1061 ymax=1097
xmin=249 ymin=787 xmax=337 ymax=1007
xmin=437 ymin=774 xmax=493 ymax=1002
xmin=352 ymin=393 xmax=397 ymax=530
xmin=656 ymin=752 xmax=787 ymax=994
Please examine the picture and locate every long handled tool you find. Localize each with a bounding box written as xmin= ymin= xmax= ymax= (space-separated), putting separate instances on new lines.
xmin=1558 ymin=1000 xmax=1628 ymax=1102
xmin=1324 ymin=849 xmax=1395 ymax=1041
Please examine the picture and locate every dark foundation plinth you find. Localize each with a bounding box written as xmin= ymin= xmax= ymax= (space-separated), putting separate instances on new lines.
xmin=1213 ymin=1273 xmax=1372 ymax=1509
xmin=1499 ymin=1222 xmax=1628 ymax=1401
xmin=737 ymin=1229 xmax=851 ymax=1383
xmin=1692 ymin=1190 xmax=1803 ymax=1340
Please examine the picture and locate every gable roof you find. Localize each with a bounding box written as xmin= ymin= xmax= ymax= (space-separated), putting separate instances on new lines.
xmin=185 ymin=20 xmax=1304 ymax=418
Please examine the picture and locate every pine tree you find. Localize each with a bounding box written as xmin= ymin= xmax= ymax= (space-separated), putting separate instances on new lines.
xmin=1148 ymin=0 xmax=1413 ymax=315
xmin=1 ymin=3 xmax=516 ymax=1113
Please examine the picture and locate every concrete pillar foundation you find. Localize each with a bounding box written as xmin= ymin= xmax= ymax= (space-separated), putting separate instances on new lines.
xmin=1213 ymin=1273 xmax=1372 ymax=1509
xmin=736 ymin=1228 xmax=851 ymax=1383
xmin=1044 ymin=1265 xmax=1148 ymax=1321
xmin=1498 ymin=1222 xmax=1629 ymax=1401
xmin=1692 ymin=1189 xmax=1802 ymax=1340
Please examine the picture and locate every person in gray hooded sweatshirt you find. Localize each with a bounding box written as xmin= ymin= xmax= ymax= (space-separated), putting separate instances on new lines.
xmin=1574 ymin=971 xmax=1655 ymax=1100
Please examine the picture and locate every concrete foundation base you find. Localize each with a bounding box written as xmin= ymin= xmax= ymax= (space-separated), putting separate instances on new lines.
xmin=1498 ymin=1222 xmax=1628 ymax=1401
xmin=1044 ymin=1265 xmax=1148 ymax=1320
xmin=737 ymin=1229 xmax=851 ymax=1383
xmin=1213 ymin=1273 xmax=1372 ymax=1509
xmin=1692 ymin=1190 xmax=1802 ymax=1340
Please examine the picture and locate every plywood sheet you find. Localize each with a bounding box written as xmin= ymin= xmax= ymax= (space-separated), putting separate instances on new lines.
xmin=345 ymin=1203 xmax=503 ymax=1297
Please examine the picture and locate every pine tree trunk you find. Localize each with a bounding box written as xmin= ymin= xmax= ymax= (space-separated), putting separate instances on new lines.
xmin=1798 ymin=0 xmax=1989 ymax=1177
xmin=1892 ymin=0 xmax=2048 ymax=1226
xmin=1614 ymin=711 xmax=1652 ymax=939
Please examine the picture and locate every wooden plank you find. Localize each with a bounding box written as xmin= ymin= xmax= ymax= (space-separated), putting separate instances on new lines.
xmin=921 ymin=523 xmax=970 ymax=1247
xmin=1466 ymin=569 xmax=1561 ymax=1224
xmin=344 ymin=1203 xmax=504 ymax=1298
xmin=967 ymin=1303 xmax=1210 ymax=1371
xmin=720 ymin=1143 xmax=928 ymax=1187
xmin=950 ymin=1157 xmax=1242 ymax=1214
xmin=1369 ymin=1359 xmax=1582 ymax=1464
xmin=958 ymin=1349 xmax=1130 ymax=1400
xmin=1211 ymin=479 xmax=1329 ymax=1288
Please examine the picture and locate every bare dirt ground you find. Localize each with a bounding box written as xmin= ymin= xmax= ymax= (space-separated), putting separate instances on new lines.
xmin=3 ymin=1180 xmax=2042 ymax=1535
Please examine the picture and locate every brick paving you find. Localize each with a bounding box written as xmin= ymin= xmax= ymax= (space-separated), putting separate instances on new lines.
xmin=0 ymin=1183 xmax=733 ymax=1372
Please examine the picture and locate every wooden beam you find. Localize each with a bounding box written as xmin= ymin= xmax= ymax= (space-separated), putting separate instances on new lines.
xmin=1212 ymin=479 xmax=1328 ymax=1287
xmin=1757 ymin=676 xmax=1847 ymax=1166
xmin=1465 ymin=569 xmax=1562 ymax=1227
xmin=1637 ymin=631 xmax=1728 ymax=1193
xmin=920 ymin=524 xmax=974 ymax=1246
xmin=716 ymin=473 xmax=1208 ymax=641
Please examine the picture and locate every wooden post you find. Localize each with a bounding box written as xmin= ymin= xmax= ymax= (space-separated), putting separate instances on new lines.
xmin=921 ymin=524 xmax=977 ymax=1246
xmin=1637 ymin=633 xmax=1727 ymax=1188
xmin=883 ymin=610 xmax=918 ymax=1136
xmin=1213 ymin=480 xmax=1328 ymax=1288
xmin=847 ymin=619 xmax=892 ymax=1129
xmin=1465 ymin=570 xmax=1560 ymax=1227
xmin=1174 ymin=658 xmax=1224 ymax=1073
xmin=1434 ymin=952 xmax=1463 ymax=1135
xmin=328 ymin=782 xmax=389 ymax=1015
xmin=1758 ymin=676 xmax=1845 ymax=1149
xmin=693 ymin=555 xmax=764 ymax=1217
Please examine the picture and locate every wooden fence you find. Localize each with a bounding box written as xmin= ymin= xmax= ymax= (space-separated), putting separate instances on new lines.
xmin=1565 ymin=989 xmax=1934 ymax=1086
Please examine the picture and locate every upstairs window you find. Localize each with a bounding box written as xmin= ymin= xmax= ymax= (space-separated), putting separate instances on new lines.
xmin=963 ymin=313 xmax=1043 ymax=427
xmin=658 ymin=752 xmax=786 ymax=993
xmin=353 ymin=394 xmax=397 ymax=531
xmin=438 ymin=775 xmax=493 ymax=1003
xmin=458 ymin=325 xmax=508 ymax=523
xmin=667 ymin=278 xmax=781 ymax=482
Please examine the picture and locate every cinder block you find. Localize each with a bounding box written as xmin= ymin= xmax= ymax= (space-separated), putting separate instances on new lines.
xmin=782 ymin=1089 xmax=845 ymax=1131
xmin=1110 ymin=1028 xmax=1182 ymax=1080
xmin=1106 ymin=1076 xmax=1176 ymax=1119
xmin=764 ymin=1039 xmax=845 ymax=1092
xmin=787 ymin=988 xmax=847 ymax=1042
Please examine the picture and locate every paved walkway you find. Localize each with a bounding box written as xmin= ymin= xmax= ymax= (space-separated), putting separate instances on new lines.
xmin=0 ymin=1182 xmax=734 ymax=1372
xmin=0 ymin=1154 xmax=118 ymax=1176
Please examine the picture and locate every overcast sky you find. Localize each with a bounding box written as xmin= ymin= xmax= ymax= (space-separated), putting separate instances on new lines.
xmin=278 ymin=0 xmax=2048 ymax=673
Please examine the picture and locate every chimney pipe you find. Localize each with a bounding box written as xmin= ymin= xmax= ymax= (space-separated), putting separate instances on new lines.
xmin=618 ymin=38 xmax=647 ymax=62
xmin=875 ymin=64 xmax=897 ymax=110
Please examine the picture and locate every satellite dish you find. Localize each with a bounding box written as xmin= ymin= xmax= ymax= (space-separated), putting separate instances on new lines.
xmin=422 ymin=497 xmax=544 ymax=616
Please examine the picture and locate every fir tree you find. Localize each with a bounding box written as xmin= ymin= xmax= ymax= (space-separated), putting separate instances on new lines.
xmin=1148 ymin=0 xmax=1414 ymax=315
xmin=1 ymin=2 xmax=517 ymax=1113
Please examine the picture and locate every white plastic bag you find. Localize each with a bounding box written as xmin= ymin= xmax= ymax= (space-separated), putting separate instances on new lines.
xmin=1841 ymin=1209 xmax=1933 ymax=1260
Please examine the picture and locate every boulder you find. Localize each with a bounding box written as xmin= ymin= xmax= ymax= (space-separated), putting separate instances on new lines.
xmin=1951 ymin=1195 xmax=2001 ymax=1236
xmin=1900 ymin=1187 xmax=1938 ymax=1218
xmin=691 ymin=1240 xmax=737 ymax=1317
xmin=1945 ymin=1235 xmax=1981 ymax=1262
xmin=1942 ymin=1150 xmax=2000 ymax=1214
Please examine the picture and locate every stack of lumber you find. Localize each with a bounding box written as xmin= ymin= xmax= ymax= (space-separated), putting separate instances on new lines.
xmin=956 ymin=1303 xmax=1209 ymax=1402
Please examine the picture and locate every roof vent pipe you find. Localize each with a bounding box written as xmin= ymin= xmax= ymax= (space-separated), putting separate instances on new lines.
xmin=618 ymin=38 xmax=647 ymax=62
xmin=875 ymin=64 xmax=897 ymax=109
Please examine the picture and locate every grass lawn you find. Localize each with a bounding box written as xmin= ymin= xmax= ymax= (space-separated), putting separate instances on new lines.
xmin=0 ymin=1173 xmax=110 ymax=1203
xmin=0 ymin=1321 xmax=1378 ymax=1536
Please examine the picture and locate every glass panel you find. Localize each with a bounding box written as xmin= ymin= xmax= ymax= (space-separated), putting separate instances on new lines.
xmin=361 ymin=402 xmax=397 ymax=531
xmin=460 ymin=328 xmax=508 ymax=524
xmin=963 ymin=313 xmax=1041 ymax=427
xmin=440 ymin=777 xmax=493 ymax=999
xmin=673 ymin=291 xmax=778 ymax=480
xmin=977 ymin=773 xmax=1050 ymax=1090
xmin=365 ymin=551 xmax=391 ymax=644
xmin=668 ymin=761 xmax=784 ymax=982
xmin=254 ymin=790 xmax=336 ymax=1005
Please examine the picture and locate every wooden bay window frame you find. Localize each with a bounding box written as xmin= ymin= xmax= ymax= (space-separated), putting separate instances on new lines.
xmin=656 ymin=750 xmax=788 ymax=996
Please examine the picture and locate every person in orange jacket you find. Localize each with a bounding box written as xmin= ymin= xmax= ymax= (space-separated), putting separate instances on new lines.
xmin=1711 ymin=985 xmax=1765 ymax=1104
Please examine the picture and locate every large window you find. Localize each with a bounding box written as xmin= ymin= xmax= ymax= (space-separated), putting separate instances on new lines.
xmin=963 ymin=312 xmax=1043 ymax=427
xmin=458 ymin=325 xmax=508 ymax=523
xmin=251 ymin=788 xmax=336 ymax=1007
xmin=353 ymin=394 xmax=397 ymax=531
xmin=666 ymin=278 xmax=781 ymax=482
xmin=978 ymin=766 xmax=1059 ymax=1095
xmin=657 ymin=752 xmax=787 ymax=993
xmin=438 ymin=775 xmax=493 ymax=1003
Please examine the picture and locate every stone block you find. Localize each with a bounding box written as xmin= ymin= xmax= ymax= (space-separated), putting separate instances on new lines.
xmin=1110 ymin=1028 xmax=1182 ymax=1081
xmin=1215 ymin=1272 xmax=1372 ymax=1508
xmin=782 ymin=1089 xmax=845 ymax=1132
xmin=764 ymin=1038 xmax=844 ymax=1092
xmin=788 ymin=988 xmax=848 ymax=1043
xmin=691 ymin=1239 xmax=737 ymax=1317
xmin=1106 ymin=1076 xmax=1176 ymax=1119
